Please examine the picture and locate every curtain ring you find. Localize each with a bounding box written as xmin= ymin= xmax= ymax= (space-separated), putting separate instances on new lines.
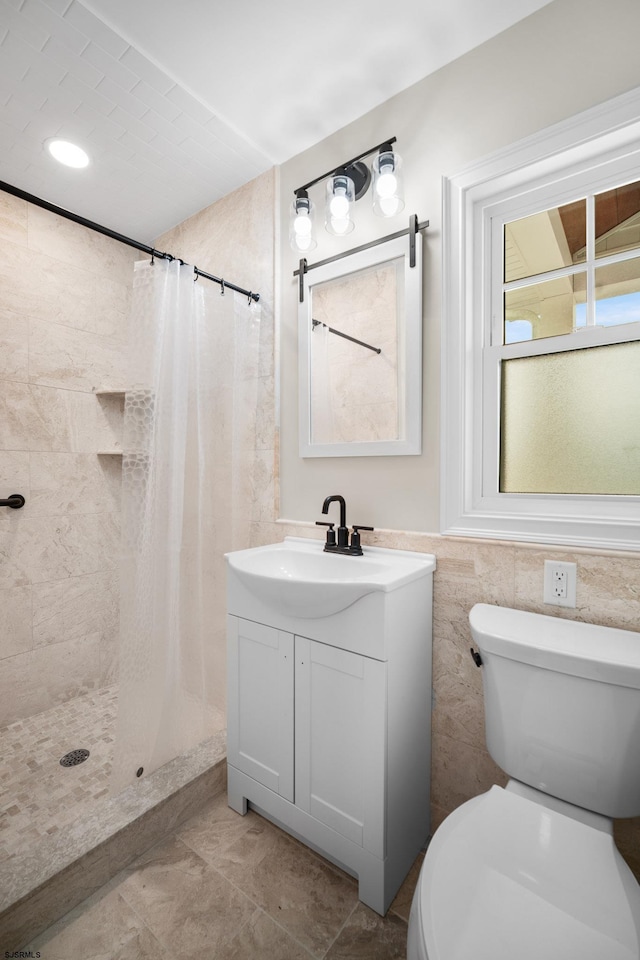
xmin=247 ymin=291 xmax=253 ymax=305
xmin=194 ymin=269 xmax=199 ymax=282
xmin=220 ymin=280 xmax=225 ymax=296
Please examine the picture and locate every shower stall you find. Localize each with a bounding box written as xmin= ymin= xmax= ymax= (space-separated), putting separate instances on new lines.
xmin=0 ymin=174 xmax=274 ymax=948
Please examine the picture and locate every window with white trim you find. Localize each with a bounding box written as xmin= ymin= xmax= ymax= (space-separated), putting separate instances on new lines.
xmin=442 ymin=89 xmax=640 ymax=550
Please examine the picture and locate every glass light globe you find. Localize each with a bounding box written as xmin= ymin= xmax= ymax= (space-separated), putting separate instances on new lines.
xmin=289 ymin=192 xmax=317 ymax=252
xmin=325 ymin=173 xmax=355 ymax=236
xmin=329 ymin=217 xmax=352 ymax=235
xmin=375 ymin=168 xmax=398 ymax=198
xmin=294 ymin=215 xmax=312 ymax=237
xmin=377 ymin=196 xmax=402 ymax=217
xmin=329 ymin=192 xmax=350 ymax=219
xmin=372 ymin=150 xmax=404 ymax=217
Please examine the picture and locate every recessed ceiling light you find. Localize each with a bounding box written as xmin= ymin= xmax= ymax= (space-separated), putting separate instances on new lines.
xmin=47 ymin=139 xmax=90 ymax=169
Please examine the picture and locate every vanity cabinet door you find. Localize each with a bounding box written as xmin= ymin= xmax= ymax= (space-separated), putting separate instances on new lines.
xmin=227 ymin=616 xmax=294 ymax=801
xmin=294 ymin=636 xmax=386 ymax=856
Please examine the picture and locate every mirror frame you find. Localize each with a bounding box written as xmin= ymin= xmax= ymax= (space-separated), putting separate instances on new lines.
xmin=298 ymin=232 xmax=422 ymax=457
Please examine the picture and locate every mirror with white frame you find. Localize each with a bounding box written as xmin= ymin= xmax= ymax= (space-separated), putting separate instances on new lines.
xmin=298 ymin=232 xmax=422 ymax=457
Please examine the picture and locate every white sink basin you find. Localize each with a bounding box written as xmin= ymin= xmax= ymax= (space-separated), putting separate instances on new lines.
xmin=225 ymin=536 xmax=436 ymax=618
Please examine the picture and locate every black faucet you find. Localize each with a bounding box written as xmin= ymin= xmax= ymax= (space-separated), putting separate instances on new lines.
xmin=316 ymin=495 xmax=374 ymax=556
xmin=322 ymin=494 xmax=349 ymax=548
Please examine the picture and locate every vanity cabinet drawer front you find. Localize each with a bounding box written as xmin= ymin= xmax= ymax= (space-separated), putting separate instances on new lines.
xmin=227 ymin=616 xmax=294 ymax=801
xmin=294 ymin=636 xmax=386 ymax=856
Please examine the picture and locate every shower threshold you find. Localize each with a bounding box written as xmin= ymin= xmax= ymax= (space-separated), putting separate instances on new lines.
xmin=0 ymin=688 xmax=226 ymax=951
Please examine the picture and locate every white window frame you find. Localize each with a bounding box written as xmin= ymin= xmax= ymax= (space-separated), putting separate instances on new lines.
xmin=441 ymin=86 xmax=640 ymax=551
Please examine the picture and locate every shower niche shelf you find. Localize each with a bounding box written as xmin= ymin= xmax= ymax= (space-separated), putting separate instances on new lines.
xmin=95 ymin=387 xmax=126 ymax=456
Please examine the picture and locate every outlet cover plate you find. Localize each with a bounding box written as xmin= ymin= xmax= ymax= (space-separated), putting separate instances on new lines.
xmin=543 ymin=560 xmax=577 ymax=607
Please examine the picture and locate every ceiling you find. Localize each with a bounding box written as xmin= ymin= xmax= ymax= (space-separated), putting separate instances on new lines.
xmin=0 ymin=0 xmax=554 ymax=241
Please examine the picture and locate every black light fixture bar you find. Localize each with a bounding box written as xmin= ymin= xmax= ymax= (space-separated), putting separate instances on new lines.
xmin=0 ymin=179 xmax=260 ymax=302
xmin=295 ymin=137 xmax=397 ymax=195
xmin=312 ymin=318 xmax=381 ymax=355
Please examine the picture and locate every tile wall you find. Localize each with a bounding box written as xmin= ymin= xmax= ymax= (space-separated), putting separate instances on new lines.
xmin=0 ymin=189 xmax=135 ymax=727
xmin=0 ymin=168 xmax=274 ymax=733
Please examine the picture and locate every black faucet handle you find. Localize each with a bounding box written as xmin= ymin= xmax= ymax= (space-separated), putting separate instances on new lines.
xmin=349 ymin=524 xmax=374 ymax=554
xmin=315 ymin=520 xmax=336 ymax=547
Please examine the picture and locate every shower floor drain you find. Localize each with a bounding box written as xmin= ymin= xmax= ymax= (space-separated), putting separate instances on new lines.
xmin=60 ymin=749 xmax=90 ymax=767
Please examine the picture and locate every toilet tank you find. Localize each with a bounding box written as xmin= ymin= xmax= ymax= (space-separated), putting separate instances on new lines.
xmin=469 ymin=604 xmax=640 ymax=819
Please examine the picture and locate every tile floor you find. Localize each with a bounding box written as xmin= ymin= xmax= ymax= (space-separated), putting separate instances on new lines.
xmin=0 ymin=686 xmax=118 ymax=863
xmin=27 ymin=791 xmax=423 ymax=960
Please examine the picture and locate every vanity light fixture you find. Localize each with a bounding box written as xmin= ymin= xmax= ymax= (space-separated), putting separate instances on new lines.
xmin=46 ymin=138 xmax=90 ymax=169
xmin=289 ymin=137 xmax=403 ymax=251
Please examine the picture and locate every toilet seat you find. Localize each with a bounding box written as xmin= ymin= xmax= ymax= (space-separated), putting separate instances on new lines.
xmin=412 ymin=785 xmax=640 ymax=960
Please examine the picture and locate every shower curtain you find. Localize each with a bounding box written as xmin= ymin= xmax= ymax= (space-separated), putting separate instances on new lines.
xmin=111 ymin=258 xmax=261 ymax=793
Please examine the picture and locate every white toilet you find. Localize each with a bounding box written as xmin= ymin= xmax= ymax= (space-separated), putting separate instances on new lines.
xmin=408 ymin=603 xmax=640 ymax=960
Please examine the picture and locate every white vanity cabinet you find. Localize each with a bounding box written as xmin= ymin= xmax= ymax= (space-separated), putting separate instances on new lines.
xmin=227 ymin=618 xmax=295 ymax=802
xmin=226 ymin=538 xmax=435 ymax=916
xmin=228 ymin=618 xmax=386 ymax=853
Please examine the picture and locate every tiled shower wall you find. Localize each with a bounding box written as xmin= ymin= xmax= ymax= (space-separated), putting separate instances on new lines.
xmin=0 ymin=189 xmax=135 ymax=727
xmin=0 ymin=168 xmax=275 ymax=731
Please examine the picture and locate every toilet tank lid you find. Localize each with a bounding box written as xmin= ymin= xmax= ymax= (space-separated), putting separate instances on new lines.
xmin=469 ymin=604 xmax=640 ymax=688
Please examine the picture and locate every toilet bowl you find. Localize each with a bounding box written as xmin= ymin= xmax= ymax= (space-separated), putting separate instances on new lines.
xmin=408 ymin=605 xmax=640 ymax=960
xmin=408 ymin=784 xmax=640 ymax=959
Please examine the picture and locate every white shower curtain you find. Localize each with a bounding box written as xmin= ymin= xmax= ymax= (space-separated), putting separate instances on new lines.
xmin=111 ymin=258 xmax=261 ymax=793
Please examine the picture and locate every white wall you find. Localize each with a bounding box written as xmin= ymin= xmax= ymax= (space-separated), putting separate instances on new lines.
xmin=278 ymin=0 xmax=640 ymax=533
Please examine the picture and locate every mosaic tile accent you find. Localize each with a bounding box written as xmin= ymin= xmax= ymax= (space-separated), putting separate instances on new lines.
xmin=0 ymin=686 xmax=117 ymax=863
xmin=0 ymin=697 xmax=227 ymax=949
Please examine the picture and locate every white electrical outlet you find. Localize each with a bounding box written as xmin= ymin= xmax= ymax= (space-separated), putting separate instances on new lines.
xmin=543 ymin=560 xmax=577 ymax=607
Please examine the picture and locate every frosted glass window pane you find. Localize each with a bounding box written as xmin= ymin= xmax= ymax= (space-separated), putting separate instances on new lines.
xmin=500 ymin=341 xmax=640 ymax=494
xmin=504 ymin=200 xmax=585 ymax=282
xmin=595 ymin=180 xmax=640 ymax=258
xmin=504 ymin=272 xmax=586 ymax=342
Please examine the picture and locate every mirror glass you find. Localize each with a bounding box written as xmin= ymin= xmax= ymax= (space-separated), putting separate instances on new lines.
xmin=299 ymin=233 xmax=422 ymax=457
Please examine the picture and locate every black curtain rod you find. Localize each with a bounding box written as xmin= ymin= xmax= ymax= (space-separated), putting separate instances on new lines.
xmin=0 ymin=180 xmax=260 ymax=303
